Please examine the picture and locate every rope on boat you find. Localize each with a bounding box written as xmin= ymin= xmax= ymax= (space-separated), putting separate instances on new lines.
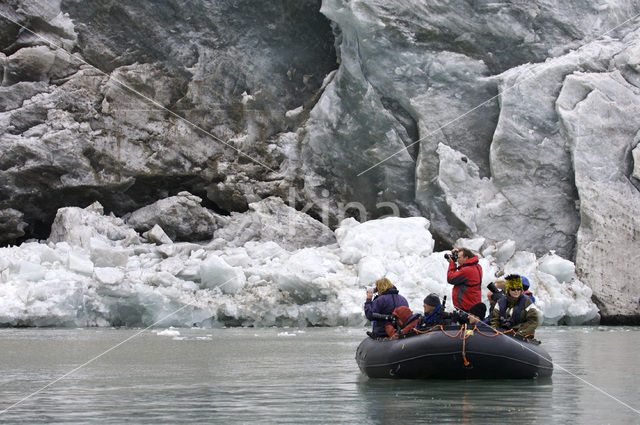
xmin=380 ymin=322 xmax=536 ymax=367
xmin=461 ymin=324 xmax=471 ymax=366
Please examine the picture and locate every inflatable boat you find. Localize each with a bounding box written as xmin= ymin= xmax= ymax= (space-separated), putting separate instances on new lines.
xmin=355 ymin=325 xmax=553 ymax=379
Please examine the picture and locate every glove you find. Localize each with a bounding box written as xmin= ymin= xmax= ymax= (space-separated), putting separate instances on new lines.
xmin=501 ymin=318 xmax=514 ymax=329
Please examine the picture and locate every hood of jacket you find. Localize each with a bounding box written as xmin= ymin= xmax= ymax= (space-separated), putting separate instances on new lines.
xmin=379 ymin=287 xmax=399 ymax=296
xmin=460 ymin=256 xmax=479 ymax=267
xmin=391 ymin=306 xmax=414 ymax=326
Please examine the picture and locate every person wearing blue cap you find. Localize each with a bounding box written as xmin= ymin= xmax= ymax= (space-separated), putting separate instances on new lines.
xmin=521 ymin=276 xmax=536 ymax=303
xmin=415 ymin=293 xmax=484 ymax=329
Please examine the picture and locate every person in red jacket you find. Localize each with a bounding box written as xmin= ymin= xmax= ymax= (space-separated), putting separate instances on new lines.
xmin=446 ymin=247 xmax=482 ymax=312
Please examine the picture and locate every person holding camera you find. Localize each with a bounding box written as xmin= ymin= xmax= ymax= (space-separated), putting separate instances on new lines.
xmin=484 ymin=280 xmax=506 ymax=323
xmin=416 ymin=293 xmax=486 ymax=329
xmin=445 ymin=247 xmax=482 ymax=312
xmin=490 ymin=274 xmax=539 ymax=337
xmin=364 ymin=277 xmax=409 ymax=338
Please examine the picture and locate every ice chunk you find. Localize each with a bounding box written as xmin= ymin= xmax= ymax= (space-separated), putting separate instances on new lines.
xmin=34 ymin=244 xmax=62 ymax=264
xmin=503 ymin=251 xmax=537 ymax=280
xmin=67 ymin=251 xmax=94 ymax=276
xmin=144 ymin=271 xmax=183 ymax=288
xmin=244 ymin=241 xmax=286 ymax=261
xmin=336 ymin=216 xmax=434 ymax=260
xmin=200 ymin=255 xmax=246 ymax=294
xmin=483 ymin=240 xmax=517 ymax=266
xmin=90 ymin=246 xmax=129 ymax=268
xmin=534 ymin=272 xmax=565 ymax=324
xmin=18 ymin=261 xmax=46 ymax=282
xmin=454 ymin=237 xmax=485 ymax=252
xmin=144 ymin=224 xmax=173 ymax=245
xmin=221 ymin=248 xmax=252 ymax=268
xmin=93 ymin=267 xmax=125 ymax=285
xmin=262 ymin=248 xmax=343 ymax=303
xmin=48 ymin=204 xmax=140 ymax=248
xmin=538 ymin=252 xmax=575 ymax=283
xmin=156 ymin=328 xmax=180 ymax=337
xmin=357 ymin=256 xmax=386 ymax=287
xmin=158 ymin=256 xmax=186 ymax=276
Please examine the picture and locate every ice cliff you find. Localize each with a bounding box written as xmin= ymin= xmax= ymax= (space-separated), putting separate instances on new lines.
xmin=0 ymin=1 xmax=639 ymax=319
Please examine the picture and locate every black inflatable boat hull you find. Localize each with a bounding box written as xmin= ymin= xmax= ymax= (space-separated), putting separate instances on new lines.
xmin=355 ymin=326 xmax=553 ymax=379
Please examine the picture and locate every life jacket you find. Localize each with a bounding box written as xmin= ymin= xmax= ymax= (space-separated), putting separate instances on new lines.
xmin=385 ymin=306 xmax=421 ymax=337
xmin=498 ymin=295 xmax=527 ymax=325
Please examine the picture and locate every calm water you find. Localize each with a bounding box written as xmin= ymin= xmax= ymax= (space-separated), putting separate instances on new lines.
xmin=0 ymin=326 xmax=639 ymax=424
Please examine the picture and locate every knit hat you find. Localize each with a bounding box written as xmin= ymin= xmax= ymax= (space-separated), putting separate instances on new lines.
xmin=423 ymin=293 xmax=441 ymax=307
xmin=505 ymin=274 xmax=523 ymax=291
xmin=468 ymin=302 xmax=487 ymax=320
xmin=521 ymin=276 xmax=530 ymax=291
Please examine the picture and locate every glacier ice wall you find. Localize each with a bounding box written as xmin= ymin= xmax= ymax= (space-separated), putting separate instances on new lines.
xmin=0 ymin=0 xmax=639 ymax=317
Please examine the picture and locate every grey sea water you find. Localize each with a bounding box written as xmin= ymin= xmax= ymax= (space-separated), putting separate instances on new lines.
xmin=0 ymin=326 xmax=638 ymax=424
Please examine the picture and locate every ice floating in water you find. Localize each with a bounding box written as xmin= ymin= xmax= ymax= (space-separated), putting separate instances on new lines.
xmin=156 ymin=328 xmax=181 ymax=337
xmin=0 ymin=203 xmax=600 ymax=327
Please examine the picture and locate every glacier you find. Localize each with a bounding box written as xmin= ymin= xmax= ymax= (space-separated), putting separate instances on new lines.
xmin=1 ymin=0 xmax=639 ymax=320
xmin=0 ymin=199 xmax=598 ymax=328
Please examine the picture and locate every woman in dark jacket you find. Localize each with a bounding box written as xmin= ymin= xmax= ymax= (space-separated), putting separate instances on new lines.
xmin=364 ymin=278 xmax=409 ymax=337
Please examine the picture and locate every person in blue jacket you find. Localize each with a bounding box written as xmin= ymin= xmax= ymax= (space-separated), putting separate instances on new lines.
xmin=364 ymin=278 xmax=408 ymax=338
xmin=416 ymin=293 xmax=485 ymax=330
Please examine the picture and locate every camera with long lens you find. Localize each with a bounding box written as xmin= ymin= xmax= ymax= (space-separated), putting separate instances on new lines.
xmin=370 ymin=312 xmax=399 ymax=330
xmin=487 ymin=281 xmax=504 ymax=302
xmin=444 ymin=251 xmax=458 ymax=262
xmin=371 ymin=312 xmax=396 ymax=323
